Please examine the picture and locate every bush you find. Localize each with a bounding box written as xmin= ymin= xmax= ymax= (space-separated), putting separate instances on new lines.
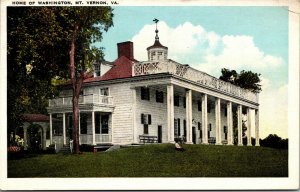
xmin=260 ymin=134 xmax=288 ymax=149
xmin=46 ymin=144 xmax=56 ymax=154
xmin=80 ymin=144 xmax=94 ymax=152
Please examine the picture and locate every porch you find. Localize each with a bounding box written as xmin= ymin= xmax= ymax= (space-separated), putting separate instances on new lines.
xmin=50 ymin=111 xmax=113 ymax=151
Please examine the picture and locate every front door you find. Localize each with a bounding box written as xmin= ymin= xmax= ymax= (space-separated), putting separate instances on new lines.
xmin=192 ymin=127 xmax=196 ymax=144
xmin=157 ymin=125 xmax=162 ymax=143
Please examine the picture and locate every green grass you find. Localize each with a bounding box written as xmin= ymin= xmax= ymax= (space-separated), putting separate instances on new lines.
xmin=8 ymin=144 xmax=288 ymax=177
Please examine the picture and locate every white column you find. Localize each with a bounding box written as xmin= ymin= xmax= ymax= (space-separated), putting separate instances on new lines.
xmin=132 ymin=88 xmax=138 ymax=144
xmin=92 ymin=111 xmax=96 ymax=145
xmin=215 ymin=98 xmax=222 ymax=145
xmin=255 ymin=109 xmax=260 ymax=146
xmin=186 ymin=89 xmax=193 ymax=144
xmin=42 ymin=126 xmax=47 ymax=150
xmin=49 ymin=113 xmax=53 ymax=144
xmin=237 ymin=105 xmax=243 ymax=146
xmin=63 ymin=113 xmax=66 ymax=145
xmin=78 ymin=111 xmax=81 ymax=145
xmin=227 ymin=102 xmax=233 ymax=145
xmin=201 ymin=94 xmax=208 ymax=144
xmin=167 ymin=84 xmax=175 ymax=143
xmin=247 ymin=108 xmax=252 ymax=146
xmin=24 ymin=127 xmax=28 ymax=150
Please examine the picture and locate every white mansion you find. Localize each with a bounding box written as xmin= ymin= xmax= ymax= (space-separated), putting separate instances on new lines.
xmin=46 ymin=26 xmax=260 ymax=150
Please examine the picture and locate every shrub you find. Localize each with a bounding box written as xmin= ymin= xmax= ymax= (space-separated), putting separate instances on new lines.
xmin=260 ymin=134 xmax=288 ymax=149
xmin=80 ymin=144 xmax=94 ymax=152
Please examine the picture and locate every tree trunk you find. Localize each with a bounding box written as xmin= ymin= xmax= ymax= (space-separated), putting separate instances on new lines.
xmin=72 ymin=95 xmax=80 ymax=153
xmin=70 ymin=25 xmax=81 ymax=154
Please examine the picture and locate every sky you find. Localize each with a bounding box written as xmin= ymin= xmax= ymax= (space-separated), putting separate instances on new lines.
xmin=95 ymin=6 xmax=289 ymax=139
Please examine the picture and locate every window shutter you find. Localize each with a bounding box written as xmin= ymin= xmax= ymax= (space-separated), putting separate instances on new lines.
xmin=141 ymin=87 xmax=144 ymax=100
xmin=141 ymin=113 xmax=144 ymax=124
xmin=148 ymin=114 xmax=152 ymax=125
xmin=178 ymin=118 xmax=181 ymax=136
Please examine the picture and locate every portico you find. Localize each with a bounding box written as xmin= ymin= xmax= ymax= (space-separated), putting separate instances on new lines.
xmin=131 ymin=59 xmax=260 ymax=146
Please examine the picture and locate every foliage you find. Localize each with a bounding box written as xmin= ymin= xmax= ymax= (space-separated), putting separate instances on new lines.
xmin=219 ymin=68 xmax=262 ymax=93
xmin=260 ymin=134 xmax=288 ymax=149
xmin=7 ymin=7 xmax=114 ymax=151
xmin=8 ymin=144 xmax=288 ymax=177
xmin=60 ymin=7 xmax=113 ymax=154
xmin=7 ymin=7 xmax=70 ymax=135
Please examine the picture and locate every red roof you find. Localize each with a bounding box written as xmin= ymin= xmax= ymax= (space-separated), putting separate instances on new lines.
xmin=84 ymin=56 xmax=136 ymax=83
xmin=23 ymin=114 xmax=50 ymax=122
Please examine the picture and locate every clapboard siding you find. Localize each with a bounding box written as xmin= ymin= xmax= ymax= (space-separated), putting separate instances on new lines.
xmin=109 ymin=83 xmax=134 ymax=144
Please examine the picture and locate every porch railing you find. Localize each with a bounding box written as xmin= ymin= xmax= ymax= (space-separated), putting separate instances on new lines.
xmin=132 ymin=60 xmax=259 ymax=103
xmin=95 ymin=134 xmax=112 ymax=143
xmin=49 ymin=94 xmax=113 ymax=107
xmin=80 ymin=134 xmax=112 ymax=144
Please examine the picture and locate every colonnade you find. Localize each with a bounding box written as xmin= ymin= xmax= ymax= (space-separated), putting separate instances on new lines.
xmin=166 ymin=84 xmax=260 ymax=146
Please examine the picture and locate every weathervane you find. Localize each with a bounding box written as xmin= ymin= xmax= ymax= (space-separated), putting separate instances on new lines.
xmin=153 ymin=18 xmax=159 ymax=41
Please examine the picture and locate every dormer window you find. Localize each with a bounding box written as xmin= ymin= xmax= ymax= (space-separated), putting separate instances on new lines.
xmin=93 ymin=62 xmax=101 ymax=77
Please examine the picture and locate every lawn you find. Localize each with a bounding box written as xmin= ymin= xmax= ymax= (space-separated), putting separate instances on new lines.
xmin=8 ymin=144 xmax=288 ymax=177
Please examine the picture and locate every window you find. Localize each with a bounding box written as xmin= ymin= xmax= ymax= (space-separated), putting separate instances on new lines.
xmin=178 ymin=119 xmax=181 ymax=136
xmin=101 ymin=115 xmax=109 ymax=134
xmin=174 ymin=118 xmax=181 ymax=137
xmin=67 ymin=115 xmax=73 ymax=129
xmin=100 ymin=88 xmax=109 ymax=96
xmin=141 ymin=87 xmax=150 ymax=100
xmin=46 ymin=127 xmax=50 ymax=139
xmin=53 ymin=114 xmax=63 ymax=136
xmin=198 ymin=122 xmax=202 ymax=139
xmin=224 ymin=107 xmax=227 ymax=117
xmin=141 ymin=113 xmax=151 ymax=125
xmin=80 ymin=113 xmax=88 ymax=134
xmin=198 ymin=122 xmax=201 ymax=130
xmin=157 ymin=52 xmax=163 ymax=60
xmin=224 ymin=126 xmax=228 ymax=140
xmin=198 ymin=100 xmax=202 ymax=111
xmin=183 ymin=97 xmax=186 ymax=108
xmin=174 ymin=96 xmax=180 ymax=106
xmin=151 ymin=52 xmax=155 ymax=61
xmin=94 ymin=64 xmax=100 ymax=76
xmin=95 ymin=112 xmax=100 ymax=134
xmin=143 ymin=124 xmax=149 ymax=134
xmin=156 ymin=90 xmax=164 ymax=103
xmin=207 ymin=123 xmax=211 ymax=138
xmin=148 ymin=114 xmax=152 ymax=125
xmin=208 ymin=124 xmax=211 ymax=138
xmin=208 ymin=103 xmax=211 ymax=113
xmin=183 ymin=120 xmax=187 ymax=137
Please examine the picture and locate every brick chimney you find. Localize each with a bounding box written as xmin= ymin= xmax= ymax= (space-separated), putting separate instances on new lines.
xmin=117 ymin=41 xmax=134 ymax=60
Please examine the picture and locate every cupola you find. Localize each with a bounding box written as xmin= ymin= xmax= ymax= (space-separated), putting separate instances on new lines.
xmin=147 ymin=19 xmax=168 ymax=62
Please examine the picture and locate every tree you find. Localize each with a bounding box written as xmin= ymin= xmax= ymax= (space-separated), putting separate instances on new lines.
xmin=220 ymin=68 xmax=262 ymax=93
xmin=7 ymin=7 xmax=70 ymax=142
xmin=260 ymin=134 xmax=288 ymax=149
xmin=7 ymin=7 xmax=114 ymax=153
xmin=61 ymin=7 xmax=113 ymax=153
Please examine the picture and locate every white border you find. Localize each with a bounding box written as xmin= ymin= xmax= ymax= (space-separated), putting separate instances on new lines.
xmin=0 ymin=0 xmax=299 ymax=190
